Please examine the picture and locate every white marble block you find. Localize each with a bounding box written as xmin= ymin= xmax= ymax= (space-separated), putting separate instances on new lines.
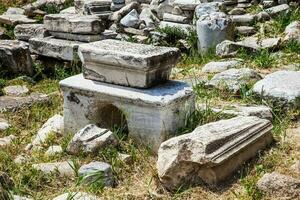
xmin=60 ymin=74 xmax=195 ymax=151
xmin=78 ymin=39 xmax=181 ymax=88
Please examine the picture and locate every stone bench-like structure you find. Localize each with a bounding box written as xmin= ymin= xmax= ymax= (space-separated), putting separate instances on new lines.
xmin=60 ymin=74 xmax=195 ymax=151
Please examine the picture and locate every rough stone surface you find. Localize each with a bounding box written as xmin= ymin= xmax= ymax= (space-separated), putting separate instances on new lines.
xmin=284 ymin=21 xmax=300 ymax=43
xmin=216 ymin=37 xmax=281 ymax=57
xmin=0 ymin=118 xmax=10 ymax=131
xmin=0 ymin=135 xmax=16 ymax=147
xmin=29 ymin=37 xmax=82 ymax=61
xmin=202 ymin=60 xmax=241 ymax=73
xmin=265 ymin=4 xmax=290 ymax=16
xmin=3 ymin=85 xmax=29 ymax=96
xmin=44 ymin=14 xmax=105 ymax=34
xmin=14 ymin=155 xmax=28 ymax=164
xmin=33 ymin=161 xmax=75 ymax=177
xmin=197 ymin=12 xmax=234 ymax=52
xmin=159 ymin=21 xmax=195 ymax=33
xmin=67 ymin=124 xmax=117 ymax=155
xmin=60 ymin=6 xmax=76 ymax=14
xmin=199 ymin=103 xmax=273 ymax=120
xmin=0 ymin=40 xmax=33 ymax=75
xmin=195 ymin=2 xmax=224 ymax=18
xmin=117 ymin=153 xmax=132 ymax=164
xmin=157 ymin=116 xmax=273 ymax=190
xmin=236 ymin=26 xmax=256 ymax=35
xmin=291 ymin=161 xmax=300 ymax=174
xmin=45 ymin=145 xmax=63 ymax=156
xmin=49 ymin=30 xmax=117 ymax=42
xmin=78 ymin=39 xmax=181 ymax=88
xmin=0 ymin=14 xmax=36 ymax=26
xmin=207 ymin=68 xmax=262 ymax=93
xmin=231 ymin=14 xmax=255 ymax=25
xmin=78 ymin=161 xmax=114 ymax=186
xmin=13 ymin=195 xmax=33 ymax=200
xmin=60 ymin=74 xmax=195 ymax=151
xmin=257 ymin=172 xmax=300 ymax=199
xmin=173 ymin=0 xmax=201 ymax=10
xmin=120 ymin=9 xmax=139 ymax=28
xmin=0 ymin=93 xmax=50 ymax=112
xmin=53 ymin=192 xmax=100 ymax=200
xmin=31 ymin=114 xmax=63 ymax=146
xmin=252 ymin=70 xmax=300 ymax=107
xmin=14 ymin=24 xmax=49 ymax=41
xmin=139 ymin=8 xmax=159 ymax=28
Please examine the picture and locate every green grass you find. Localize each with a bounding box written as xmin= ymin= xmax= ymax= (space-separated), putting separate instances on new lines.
xmin=284 ymin=39 xmax=300 ymax=54
xmin=237 ymin=48 xmax=276 ymax=69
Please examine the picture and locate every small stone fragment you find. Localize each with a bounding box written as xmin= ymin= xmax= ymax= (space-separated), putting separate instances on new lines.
xmin=207 ymin=68 xmax=262 ymax=93
xmin=67 ymin=124 xmax=117 ymax=155
xmin=32 ymin=114 xmax=64 ymax=146
xmin=257 ymin=172 xmax=300 ymax=199
xmin=45 ymin=145 xmax=63 ymax=156
xmin=3 ymin=85 xmax=29 ymax=97
xmin=32 ymin=161 xmax=75 ymax=177
xmin=0 ymin=119 xmax=10 ymax=131
xmin=202 ymin=60 xmax=241 ymax=73
xmin=14 ymin=155 xmax=28 ymax=164
xmin=284 ymin=21 xmax=300 ymax=43
xmin=0 ymin=14 xmax=36 ymax=26
xmin=0 ymin=135 xmax=16 ymax=147
xmin=53 ymin=192 xmax=100 ymax=200
xmin=120 ymin=9 xmax=140 ymax=28
xmin=78 ymin=161 xmax=114 ymax=186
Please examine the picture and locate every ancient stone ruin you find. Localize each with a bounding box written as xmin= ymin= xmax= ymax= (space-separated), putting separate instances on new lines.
xmin=60 ymin=39 xmax=195 ymax=150
xmin=0 ymin=0 xmax=300 ymax=199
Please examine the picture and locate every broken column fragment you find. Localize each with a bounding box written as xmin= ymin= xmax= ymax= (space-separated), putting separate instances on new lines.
xmin=197 ymin=12 xmax=234 ymax=52
xmin=78 ymin=39 xmax=181 ymax=88
xmin=14 ymin=24 xmax=49 ymax=41
xmin=157 ymin=116 xmax=273 ymax=190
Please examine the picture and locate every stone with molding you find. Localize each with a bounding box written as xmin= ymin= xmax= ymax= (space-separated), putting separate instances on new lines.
xmin=157 ymin=116 xmax=273 ymax=190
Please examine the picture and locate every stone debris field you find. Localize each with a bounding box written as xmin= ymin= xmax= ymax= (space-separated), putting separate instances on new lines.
xmin=0 ymin=0 xmax=300 ymax=199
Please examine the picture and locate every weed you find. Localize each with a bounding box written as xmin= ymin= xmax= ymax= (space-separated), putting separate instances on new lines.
xmin=284 ymin=39 xmax=300 ymax=54
xmin=237 ymin=48 xmax=276 ymax=69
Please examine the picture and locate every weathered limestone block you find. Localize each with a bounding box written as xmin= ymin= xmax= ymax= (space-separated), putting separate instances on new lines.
xmin=44 ymin=14 xmax=105 ymax=34
xmin=216 ymin=37 xmax=281 ymax=57
xmin=264 ymin=4 xmax=290 ymax=16
xmin=157 ymin=116 xmax=273 ymax=190
xmin=0 ymin=14 xmax=36 ymax=26
xmin=139 ymin=8 xmax=160 ymax=28
xmin=49 ymin=30 xmax=117 ymax=42
xmin=284 ymin=21 xmax=300 ymax=43
xmin=29 ymin=37 xmax=83 ymax=61
xmin=4 ymin=7 xmax=25 ymax=15
xmin=231 ymin=14 xmax=256 ymax=26
xmin=202 ymin=59 xmax=241 ymax=73
xmin=110 ymin=2 xmax=139 ymax=21
xmin=45 ymin=145 xmax=63 ymax=156
xmin=163 ymin=13 xmax=189 ymax=24
xmin=75 ymin=0 xmax=112 ymax=16
xmin=32 ymin=161 xmax=75 ymax=177
xmin=0 ymin=40 xmax=33 ymax=75
xmin=0 ymin=93 xmax=50 ymax=112
xmin=3 ymin=85 xmax=29 ymax=96
xmin=78 ymin=161 xmax=114 ymax=186
xmin=236 ymin=26 xmax=256 ymax=36
xmin=159 ymin=21 xmax=195 ymax=33
xmin=195 ymin=2 xmax=224 ymax=19
xmin=197 ymin=12 xmax=234 ymax=53
xmin=78 ymin=39 xmax=181 ymax=88
xmin=67 ymin=124 xmax=117 ymax=154
xmin=257 ymin=172 xmax=300 ymax=199
xmin=14 ymin=24 xmax=49 ymax=41
xmin=173 ymin=0 xmax=201 ymax=10
xmin=120 ymin=9 xmax=140 ymax=28
xmin=0 ymin=118 xmax=10 ymax=131
xmin=207 ymin=68 xmax=262 ymax=93
xmin=60 ymin=74 xmax=195 ymax=151
xmin=252 ymin=70 xmax=300 ymax=107
xmin=60 ymin=6 xmax=76 ymax=14
xmin=32 ymin=114 xmax=64 ymax=146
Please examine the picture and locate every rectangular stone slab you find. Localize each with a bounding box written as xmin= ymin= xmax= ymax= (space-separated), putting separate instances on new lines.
xmin=29 ymin=37 xmax=83 ymax=61
xmin=44 ymin=14 xmax=105 ymax=34
xmin=78 ymin=39 xmax=181 ymax=88
xmin=49 ymin=30 xmax=117 ymax=42
xmin=60 ymin=74 xmax=195 ymax=151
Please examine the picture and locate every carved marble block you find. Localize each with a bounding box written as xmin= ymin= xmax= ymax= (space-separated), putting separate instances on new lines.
xmin=78 ymin=39 xmax=181 ymax=88
xmin=60 ymin=74 xmax=195 ymax=151
xmin=157 ymin=116 xmax=273 ymax=190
